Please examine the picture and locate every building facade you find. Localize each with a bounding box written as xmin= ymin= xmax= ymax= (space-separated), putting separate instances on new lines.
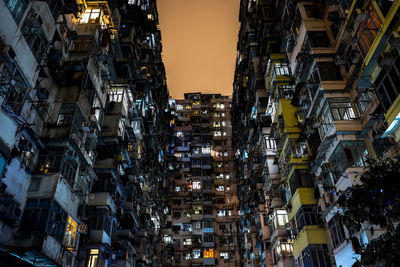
xmin=0 ymin=0 xmax=170 ymax=266
xmin=164 ymin=93 xmax=241 ymax=266
xmin=232 ymin=0 xmax=400 ymax=267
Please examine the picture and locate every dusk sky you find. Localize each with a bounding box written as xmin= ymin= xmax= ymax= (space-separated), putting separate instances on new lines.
xmin=157 ymin=0 xmax=240 ymax=99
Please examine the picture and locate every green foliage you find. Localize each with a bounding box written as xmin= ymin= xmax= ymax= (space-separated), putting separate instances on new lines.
xmin=337 ymin=155 xmax=400 ymax=267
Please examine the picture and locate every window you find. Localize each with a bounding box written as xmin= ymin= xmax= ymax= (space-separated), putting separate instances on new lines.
xmin=295 ymin=205 xmax=321 ymax=231
xmin=173 ymin=212 xmax=181 ymax=219
xmin=204 ymin=235 xmax=214 ymax=243
xmin=216 ymin=185 xmax=224 ymax=191
xmin=300 ymin=244 xmax=331 ymax=267
xmin=319 ymin=102 xmax=334 ymax=140
xmin=356 ymin=91 xmax=373 ymax=115
xmin=193 ymin=221 xmax=202 ymax=229
xmin=330 ymin=140 xmax=368 ymax=172
xmin=175 ymin=186 xmax=181 ymax=192
xmin=214 ymin=131 xmax=222 ymax=136
xmin=220 ymin=252 xmax=229 ymax=259
xmin=213 ymin=122 xmax=221 ymax=127
xmin=80 ymin=9 xmax=101 ymax=24
xmin=316 ymin=62 xmax=342 ymax=81
xmin=328 ymin=98 xmax=357 ymax=120
xmin=20 ymin=198 xmax=51 ymax=232
xmin=204 ymin=249 xmax=214 ymax=258
xmin=356 ymin=3 xmax=381 ymax=57
xmin=274 ymin=63 xmax=290 ymax=76
xmin=89 ymin=208 xmax=112 ymax=237
xmin=193 ymin=181 xmax=201 ymax=189
xmin=184 ymin=253 xmax=191 ymax=260
xmin=182 ymin=223 xmax=192 ymax=232
xmin=329 ymin=216 xmax=346 ymax=248
xmin=164 ymin=234 xmax=172 ymax=244
xmin=5 ymin=0 xmax=29 ymax=23
xmin=225 ymin=174 xmax=230 ymax=179
xmin=204 ymin=220 xmax=213 ymax=228
xmin=21 ymin=8 xmax=49 ymax=61
xmin=273 ymin=210 xmax=288 ymax=228
xmin=308 ymin=31 xmax=331 ymax=47
xmin=375 ymin=56 xmax=400 ymax=111
xmin=193 ymin=205 xmax=203 ymax=214
xmin=289 ymin=170 xmax=314 ymax=196
xmin=217 ymin=210 xmax=226 ymax=217
xmin=192 ymin=249 xmax=201 ymax=258
xmin=57 ymin=103 xmax=76 ymax=126
xmin=176 ymin=104 xmax=184 ymax=110
xmin=64 ymin=216 xmax=79 ymax=250
xmin=276 ymin=241 xmax=293 ymax=256
xmin=87 ymin=249 xmax=100 ymax=267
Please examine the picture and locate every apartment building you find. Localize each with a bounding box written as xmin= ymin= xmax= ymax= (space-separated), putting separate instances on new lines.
xmin=232 ymin=0 xmax=400 ymax=267
xmin=164 ymin=93 xmax=241 ymax=267
xmin=0 ymin=0 xmax=170 ymax=266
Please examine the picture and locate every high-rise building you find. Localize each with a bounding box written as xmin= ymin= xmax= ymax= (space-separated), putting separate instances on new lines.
xmin=232 ymin=0 xmax=400 ymax=267
xmin=164 ymin=93 xmax=241 ymax=266
xmin=0 ymin=0 xmax=170 ymax=266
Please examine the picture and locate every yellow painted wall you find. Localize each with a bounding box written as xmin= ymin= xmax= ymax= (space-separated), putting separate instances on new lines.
xmin=288 ymin=188 xmax=318 ymax=220
xmin=292 ymin=226 xmax=328 ymax=257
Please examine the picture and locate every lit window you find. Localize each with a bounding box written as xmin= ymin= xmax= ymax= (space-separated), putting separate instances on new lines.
xmin=214 ymin=131 xmax=222 ymax=136
xmin=193 ymin=249 xmax=201 ymax=258
xmin=193 ymin=205 xmax=202 ymax=214
xmin=80 ymin=9 xmax=101 ymax=24
xmin=216 ymin=186 xmax=224 ymax=191
xmin=224 ymin=152 xmax=228 ymax=157
xmin=217 ymin=210 xmax=226 ymax=217
xmin=204 ymin=249 xmax=214 ymax=258
xmin=222 ymin=113 xmax=225 ymax=117
xmin=273 ymin=210 xmax=288 ymax=227
xmin=64 ymin=216 xmax=78 ymax=250
xmin=175 ymin=186 xmax=181 ymax=192
xmin=222 ymin=121 xmax=226 ymax=126
xmin=226 ymin=186 xmax=230 ymax=191
xmin=221 ymin=104 xmax=225 ymax=109
xmin=194 ymin=109 xmax=200 ymax=115
xmin=216 ymin=174 xmax=224 ymax=179
xmin=176 ymin=104 xmax=183 ymax=110
xmin=223 ymin=131 xmax=227 ymax=136
xmin=193 ymin=181 xmax=201 ymax=189
xmin=220 ymin=252 xmax=229 ymax=259
xmin=184 ymin=253 xmax=191 ymax=260
xmin=193 ymin=101 xmax=200 ymax=106
xmin=87 ymin=249 xmax=99 ymax=267
xmin=164 ymin=234 xmax=172 ymax=244
xmin=213 ymin=122 xmax=221 ymax=127
xmin=176 ymin=131 xmax=184 ymax=137
xmin=217 ymin=163 xmax=223 ymax=168
xmin=185 ymin=105 xmax=192 ymax=110
xmin=228 ymin=210 xmax=232 ymax=216
xmin=227 ymin=197 xmax=231 ymax=203
xmin=202 ymin=147 xmax=211 ymax=154
xmin=225 ymin=174 xmax=230 ymax=179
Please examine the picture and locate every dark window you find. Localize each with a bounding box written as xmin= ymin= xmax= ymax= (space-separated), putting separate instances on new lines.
xmin=21 ymin=8 xmax=49 ymax=61
xmin=316 ymin=62 xmax=342 ymax=81
xmin=329 ymin=216 xmax=346 ymax=248
xmin=289 ymin=170 xmax=314 ymax=196
xmin=295 ymin=205 xmax=321 ymax=231
xmin=5 ymin=0 xmax=29 ymax=23
xmin=304 ymin=4 xmax=323 ymax=19
xmin=204 ymin=234 xmax=214 ymax=242
xmin=375 ymin=57 xmax=400 ymax=111
xmin=301 ymin=244 xmax=331 ymax=267
xmin=90 ymin=208 xmax=112 ymax=236
xmin=308 ymin=31 xmax=331 ymax=47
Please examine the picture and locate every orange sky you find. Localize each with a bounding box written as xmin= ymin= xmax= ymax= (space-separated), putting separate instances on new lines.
xmin=157 ymin=0 xmax=240 ymax=99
